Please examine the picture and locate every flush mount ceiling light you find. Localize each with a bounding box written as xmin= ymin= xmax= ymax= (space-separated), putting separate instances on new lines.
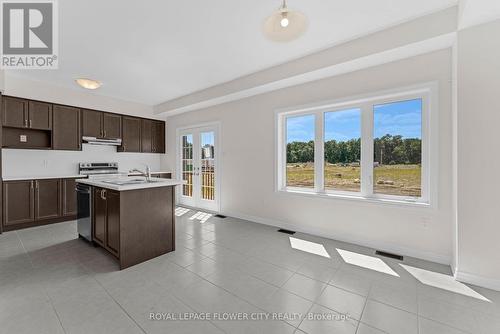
xmin=263 ymin=0 xmax=308 ymax=42
xmin=75 ymin=78 xmax=102 ymax=90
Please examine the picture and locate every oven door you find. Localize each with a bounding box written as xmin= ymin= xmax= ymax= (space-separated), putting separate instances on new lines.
xmin=76 ymin=184 xmax=93 ymax=242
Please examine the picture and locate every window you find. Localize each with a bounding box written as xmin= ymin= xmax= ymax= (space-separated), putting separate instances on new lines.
xmin=373 ymin=99 xmax=422 ymax=197
xmin=286 ymin=114 xmax=315 ymax=188
xmin=324 ymin=108 xmax=361 ymax=192
xmin=277 ymin=85 xmax=434 ymax=205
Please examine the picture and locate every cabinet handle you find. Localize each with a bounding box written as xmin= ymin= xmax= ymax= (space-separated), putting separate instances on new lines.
xmin=101 ymin=189 xmax=107 ymax=200
xmin=30 ymin=181 xmax=34 ymax=189
xmin=29 ymin=119 xmax=32 ymax=128
xmin=103 ymin=130 xmax=106 ymax=138
xmin=35 ymin=180 xmax=38 ymax=189
xmin=24 ymin=119 xmax=28 ymax=128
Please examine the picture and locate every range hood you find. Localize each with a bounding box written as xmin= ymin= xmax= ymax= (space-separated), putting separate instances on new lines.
xmin=82 ymin=136 xmax=122 ymax=146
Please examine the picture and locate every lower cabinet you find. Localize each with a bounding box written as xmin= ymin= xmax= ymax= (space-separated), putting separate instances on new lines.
xmin=2 ymin=180 xmax=34 ymax=226
xmin=93 ymin=188 xmax=120 ymax=258
xmin=2 ymin=178 xmax=78 ymax=230
xmin=35 ymin=179 xmax=61 ymax=220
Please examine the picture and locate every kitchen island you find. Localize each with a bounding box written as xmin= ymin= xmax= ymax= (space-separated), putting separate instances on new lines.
xmin=76 ymin=176 xmax=183 ymax=269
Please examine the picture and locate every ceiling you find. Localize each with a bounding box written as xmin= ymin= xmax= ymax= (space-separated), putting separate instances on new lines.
xmin=7 ymin=0 xmax=457 ymax=106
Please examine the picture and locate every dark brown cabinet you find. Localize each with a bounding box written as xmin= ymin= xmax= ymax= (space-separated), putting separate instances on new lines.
xmin=62 ymin=179 xmax=77 ymax=217
xmin=82 ymin=109 xmax=102 ymax=138
xmin=82 ymin=109 xmax=122 ymax=139
xmin=53 ymin=105 xmax=81 ymax=151
xmin=28 ymin=101 xmax=52 ymax=130
xmin=2 ymin=95 xmax=165 ymax=154
xmin=141 ymin=119 xmax=153 ymax=153
xmin=35 ymin=179 xmax=61 ymax=220
xmin=2 ymin=97 xmax=28 ymax=128
xmin=120 ymin=116 xmax=141 ymax=152
xmin=93 ymin=188 xmax=120 ymax=258
xmin=103 ymin=113 xmax=121 ymax=139
xmin=152 ymin=121 xmax=166 ymax=153
xmin=2 ymin=181 xmax=34 ymax=226
xmin=2 ymin=97 xmax=52 ymax=130
xmin=2 ymin=178 xmax=78 ymax=231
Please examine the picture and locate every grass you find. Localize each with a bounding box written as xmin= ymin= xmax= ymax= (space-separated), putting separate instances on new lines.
xmin=287 ymin=163 xmax=421 ymax=197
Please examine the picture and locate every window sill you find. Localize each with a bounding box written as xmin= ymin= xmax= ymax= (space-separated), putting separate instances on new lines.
xmin=277 ymin=188 xmax=431 ymax=209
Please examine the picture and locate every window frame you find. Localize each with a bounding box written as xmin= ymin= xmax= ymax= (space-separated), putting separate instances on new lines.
xmin=275 ymin=83 xmax=437 ymax=207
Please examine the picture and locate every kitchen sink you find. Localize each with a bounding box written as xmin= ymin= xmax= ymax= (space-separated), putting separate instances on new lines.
xmin=102 ymin=178 xmax=162 ymax=186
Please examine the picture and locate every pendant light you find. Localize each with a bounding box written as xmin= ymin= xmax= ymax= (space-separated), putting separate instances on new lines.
xmin=263 ymin=0 xmax=307 ymax=42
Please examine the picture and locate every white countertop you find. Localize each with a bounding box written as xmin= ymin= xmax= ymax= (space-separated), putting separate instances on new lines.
xmin=2 ymin=171 xmax=173 ymax=182
xmin=76 ymin=176 xmax=184 ymax=191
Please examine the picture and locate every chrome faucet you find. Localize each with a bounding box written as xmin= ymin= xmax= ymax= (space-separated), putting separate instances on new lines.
xmin=129 ymin=165 xmax=151 ymax=181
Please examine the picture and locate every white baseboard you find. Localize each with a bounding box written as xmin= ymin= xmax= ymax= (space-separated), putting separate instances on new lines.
xmin=455 ymin=271 xmax=500 ymax=292
xmin=224 ymin=210 xmax=451 ymax=266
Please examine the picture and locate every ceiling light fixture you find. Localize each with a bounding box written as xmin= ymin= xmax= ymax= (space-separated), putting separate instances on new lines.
xmin=75 ymin=78 xmax=102 ymax=90
xmin=263 ymin=0 xmax=307 ymax=42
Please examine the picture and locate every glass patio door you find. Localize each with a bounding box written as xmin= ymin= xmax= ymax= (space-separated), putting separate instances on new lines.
xmin=179 ymin=126 xmax=218 ymax=211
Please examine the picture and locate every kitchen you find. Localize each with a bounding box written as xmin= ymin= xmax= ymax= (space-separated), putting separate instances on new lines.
xmin=0 ymin=94 xmax=183 ymax=269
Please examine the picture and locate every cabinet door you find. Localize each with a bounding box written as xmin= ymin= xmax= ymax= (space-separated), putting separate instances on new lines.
xmin=106 ymin=190 xmax=120 ymax=257
xmin=2 ymin=96 xmax=28 ymax=128
xmin=82 ymin=109 xmax=102 ymax=138
xmin=120 ymin=116 xmax=141 ymax=152
xmin=3 ymin=181 xmax=34 ymax=226
xmin=141 ymin=119 xmax=152 ymax=153
xmin=103 ymin=113 xmax=122 ymax=139
xmin=62 ymin=179 xmax=77 ymax=216
xmin=93 ymin=188 xmax=106 ymax=247
xmin=53 ymin=105 xmax=81 ymax=151
xmin=28 ymin=101 xmax=52 ymax=130
xmin=35 ymin=179 xmax=61 ymax=220
xmin=152 ymin=121 xmax=165 ymax=153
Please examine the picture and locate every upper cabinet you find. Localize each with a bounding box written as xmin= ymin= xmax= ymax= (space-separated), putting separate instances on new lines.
xmin=1 ymin=95 xmax=165 ymax=153
xmin=52 ymin=105 xmax=81 ymax=151
xmin=2 ymin=96 xmax=28 ymax=128
xmin=82 ymin=109 xmax=102 ymax=138
xmin=152 ymin=121 xmax=166 ymax=153
xmin=102 ymin=113 xmax=121 ymax=139
xmin=2 ymin=97 xmax=52 ymax=130
xmin=28 ymin=101 xmax=52 ymax=130
xmin=82 ymin=109 xmax=122 ymax=139
xmin=119 ymin=116 xmax=141 ymax=152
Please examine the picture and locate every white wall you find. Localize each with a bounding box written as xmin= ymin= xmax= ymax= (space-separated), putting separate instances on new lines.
xmin=456 ymin=19 xmax=500 ymax=290
xmin=2 ymin=145 xmax=160 ymax=178
xmin=163 ymin=50 xmax=454 ymax=264
xmin=0 ymin=70 xmax=4 ymax=92
xmin=1 ymin=74 xmax=165 ymax=179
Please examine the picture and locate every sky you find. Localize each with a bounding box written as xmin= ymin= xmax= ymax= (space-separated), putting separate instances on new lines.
xmin=286 ymin=99 xmax=422 ymax=143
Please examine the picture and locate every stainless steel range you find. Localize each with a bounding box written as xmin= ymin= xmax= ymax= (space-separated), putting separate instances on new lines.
xmin=76 ymin=162 xmax=120 ymax=242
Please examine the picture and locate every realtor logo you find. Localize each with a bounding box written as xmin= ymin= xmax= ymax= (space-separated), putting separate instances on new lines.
xmin=1 ymin=0 xmax=58 ymax=69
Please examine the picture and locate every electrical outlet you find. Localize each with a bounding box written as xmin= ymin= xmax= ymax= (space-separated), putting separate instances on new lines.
xmin=20 ymin=135 xmax=27 ymax=143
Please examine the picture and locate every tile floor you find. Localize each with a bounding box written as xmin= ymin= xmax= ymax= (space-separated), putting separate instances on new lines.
xmin=1 ymin=207 xmax=499 ymax=334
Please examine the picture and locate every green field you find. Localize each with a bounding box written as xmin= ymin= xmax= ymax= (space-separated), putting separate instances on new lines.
xmin=286 ymin=163 xmax=421 ymax=197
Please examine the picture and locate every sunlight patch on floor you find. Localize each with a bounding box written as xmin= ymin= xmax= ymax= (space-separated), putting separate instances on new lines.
xmin=336 ymin=248 xmax=399 ymax=277
xmin=189 ymin=211 xmax=212 ymax=223
xmin=400 ymin=264 xmax=490 ymax=302
xmin=175 ymin=207 xmax=190 ymax=217
xmin=289 ymin=237 xmax=331 ymax=258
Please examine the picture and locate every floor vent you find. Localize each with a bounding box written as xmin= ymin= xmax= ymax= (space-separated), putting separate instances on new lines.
xmin=278 ymin=229 xmax=296 ymax=235
xmin=214 ymin=214 xmax=227 ymax=218
xmin=375 ymin=250 xmax=404 ymax=261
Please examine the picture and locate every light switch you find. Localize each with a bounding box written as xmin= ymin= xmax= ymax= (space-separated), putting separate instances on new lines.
xmin=20 ymin=135 xmax=27 ymax=143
